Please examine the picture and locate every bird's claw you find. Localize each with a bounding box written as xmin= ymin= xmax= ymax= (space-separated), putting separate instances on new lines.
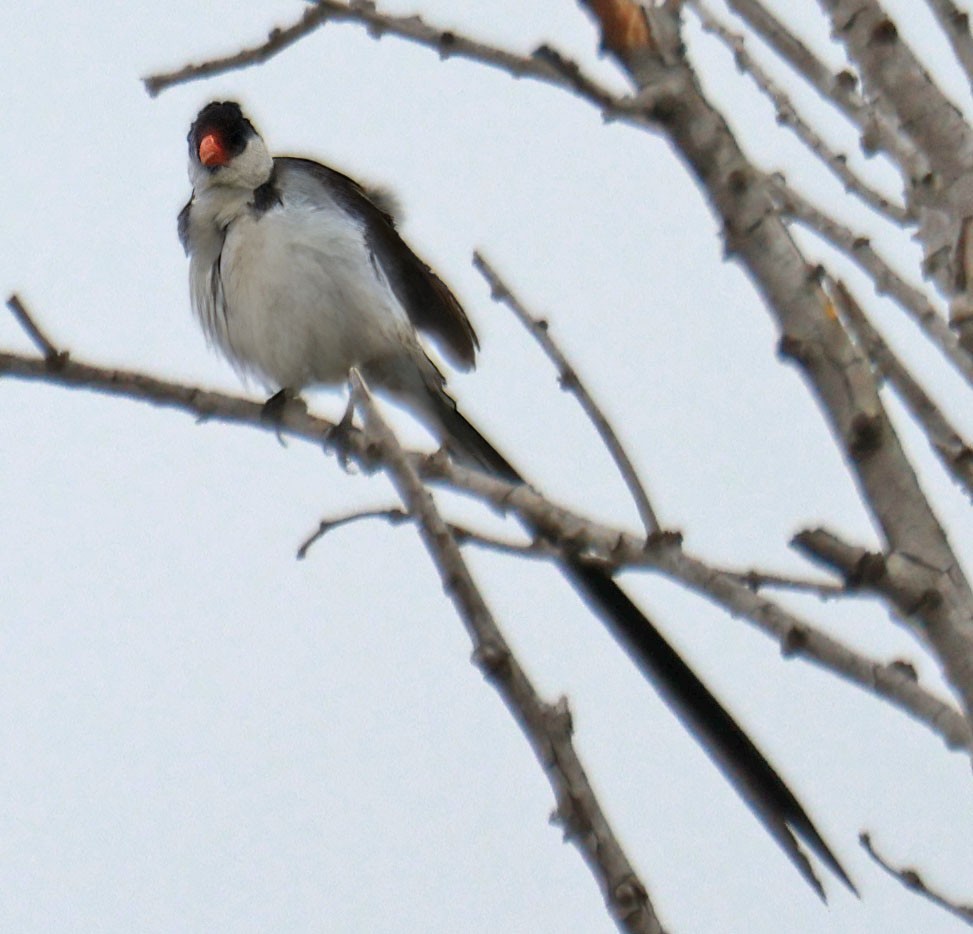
xmin=325 ymin=395 xmax=358 ymax=471
xmin=261 ymin=388 xmax=306 ymax=446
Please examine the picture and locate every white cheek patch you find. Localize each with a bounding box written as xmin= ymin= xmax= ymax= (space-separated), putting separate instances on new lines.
xmin=189 ymin=136 xmax=274 ymax=192
xmin=219 ymin=136 xmax=274 ymax=189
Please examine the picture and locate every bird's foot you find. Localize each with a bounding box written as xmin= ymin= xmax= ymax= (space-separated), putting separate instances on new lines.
xmin=261 ymin=388 xmax=306 ymax=446
xmin=325 ymin=395 xmax=358 ymax=471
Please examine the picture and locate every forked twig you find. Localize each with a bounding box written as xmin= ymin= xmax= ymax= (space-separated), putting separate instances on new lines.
xmin=6 ymin=294 xmax=66 ymax=363
xmin=296 ymin=506 xmax=409 ymax=559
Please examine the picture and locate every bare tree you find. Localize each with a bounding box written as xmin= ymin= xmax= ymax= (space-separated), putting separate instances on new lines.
xmin=6 ymin=1 xmax=973 ymax=930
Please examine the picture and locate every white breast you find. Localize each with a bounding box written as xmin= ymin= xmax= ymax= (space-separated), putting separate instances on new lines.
xmin=191 ymin=191 xmax=418 ymax=392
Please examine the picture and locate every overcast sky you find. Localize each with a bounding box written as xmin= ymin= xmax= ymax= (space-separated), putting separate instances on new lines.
xmin=3 ymin=1 xmax=973 ymax=931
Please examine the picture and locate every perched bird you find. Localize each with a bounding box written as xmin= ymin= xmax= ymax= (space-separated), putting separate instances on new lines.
xmin=179 ymin=100 xmax=854 ymax=899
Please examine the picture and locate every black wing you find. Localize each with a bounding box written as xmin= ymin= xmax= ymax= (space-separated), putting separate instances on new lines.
xmin=177 ymin=199 xmax=192 ymax=254
xmin=275 ymin=157 xmax=478 ymax=370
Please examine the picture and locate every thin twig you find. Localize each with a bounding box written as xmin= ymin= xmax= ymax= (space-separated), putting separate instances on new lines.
xmin=447 ymin=522 xmax=556 ymax=559
xmin=718 ymin=567 xmax=849 ymax=599
xmin=298 ymin=505 xmax=555 ymax=562
xmin=473 ymin=251 xmax=661 ymax=536
xmin=348 ymin=369 xmax=663 ymax=934
xmin=689 ymin=1 xmax=909 ymax=224
xmin=860 ymin=832 xmax=973 ymax=925
xmin=143 ymin=4 xmax=328 ymax=96
xmin=296 ymin=506 xmax=409 ymax=559
xmin=450 ymin=523 xmax=840 ymax=598
xmin=436 ymin=515 xmax=961 ymax=750
xmin=5 ymin=294 xmax=66 ymax=363
xmin=830 ymin=278 xmax=973 ymax=502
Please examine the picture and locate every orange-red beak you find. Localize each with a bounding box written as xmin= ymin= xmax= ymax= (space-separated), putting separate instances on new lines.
xmin=198 ymin=132 xmax=228 ymax=167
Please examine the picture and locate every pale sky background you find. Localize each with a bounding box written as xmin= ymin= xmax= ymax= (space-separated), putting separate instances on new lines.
xmin=3 ymin=1 xmax=973 ymax=931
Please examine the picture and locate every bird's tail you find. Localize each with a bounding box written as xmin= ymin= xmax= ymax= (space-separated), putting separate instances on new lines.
xmin=424 ymin=386 xmax=855 ymax=900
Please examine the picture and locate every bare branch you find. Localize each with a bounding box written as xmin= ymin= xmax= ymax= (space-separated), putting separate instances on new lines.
xmin=791 ymin=527 xmax=896 ymax=583
xmin=860 ymin=832 xmax=973 ymax=925
xmin=689 ymin=1 xmax=910 ymax=223
xmin=0 ymin=347 xmax=336 ymax=444
xmin=820 ymin=0 xmax=973 ymax=183
xmin=1 ymin=334 xmax=667 ymax=929
xmin=473 ymin=250 xmax=661 ymax=536
xmin=348 ymin=369 xmax=664 ymax=934
xmin=724 ymin=0 xmax=927 ymax=180
xmin=144 ymin=4 xmax=330 ymax=97
xmin=924 ymin=0 xmax=973 ymax=90
xmin=351 ymin=493 xmax=969 ymax=751
xmin=298 ymin=505 xmax=558 ymax=563
xmin=2 ymin=322 xmax=968 ymax=751
xmin=771 ymin=179 xmax=973 ymax=387
xmin=791 ymin=526 xmax=973 ymax=683
xmin=831 ymin=279 xmax=973 ymax=502
xmin=144 ymin=0 xmax=627 ymax=122
xmin=645 ymin=542 xmax=972 ymax=752
xmin=579 ymin=1 xmax=973 ymax=721
xmin=817 ymin=0 xmax=973 ymax=294
xmin=423 ymin=510 xmax=965 ymax=748
xmin=6 ymin=294 xmax=67 ymax=363
xmin=424 ymin=459 xmax=973 ymax=752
